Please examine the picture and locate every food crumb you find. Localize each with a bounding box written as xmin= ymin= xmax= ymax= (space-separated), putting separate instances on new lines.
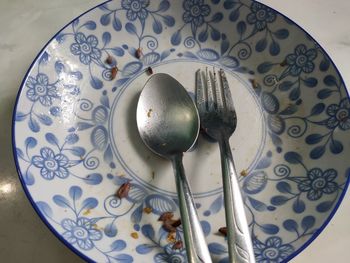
xmin=143 ymin=207 xmax=153 ymax=214
xmin=116 ymin=182 xmax=131 ymax=199
xmin=158 ymin=212 xmax=174 ymax=222
xmin=219 ymin=227 xmax=227 ymax=236
xmin=167 ymin=232 xmax=176 ymax=243
xmin=131 ymin=232 xmax=139 ymax=239
xmin=111 ymin=66 xmax=118 ymax=80
xmin=146 ymin=66 xmax=153 ymax=75
xmin=280 ymin=60 xmax=287 ymax=67
xmin=135 ymin=48 xmax=143 ymax=59
xmin=106 ymin=55 xmax=113 ymax=65
xmin=240 ymin=169 xmax=248 ymax=176
xmin=147 ymin=109 xmax=153 ymax=118
xmin=92 ymin=224 xmax=103 ymax=230
xmin=249 ymin=79 xmax=259 ymax=89
xmin=172 ymin=240 xmax=183 ymax=250
xmin=161 ymin=143 xmax=167 ymax=146
xmin=171 ymin=219 xmax=181 ymax=228
xmin=163 ymin=221 xmax=176 ymax=233
xmin=83 ymin=209 xmax=91 ymax=216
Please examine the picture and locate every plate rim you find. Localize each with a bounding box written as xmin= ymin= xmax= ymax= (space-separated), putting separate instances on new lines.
xmin=11 ymin=0 xmax=350 ymax=262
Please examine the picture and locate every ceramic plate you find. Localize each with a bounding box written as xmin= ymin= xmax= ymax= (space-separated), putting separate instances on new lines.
xmin=13 ymin=0 xmax=350 ymax=262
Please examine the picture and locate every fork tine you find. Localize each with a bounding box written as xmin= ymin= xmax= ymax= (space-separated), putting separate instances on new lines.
xmin=219 ymin=69 xmax=234 ymax=112
xmin=206 ymin=67 xmax=215 ymax=111
xmin=213 ymin=68 xmax=223 ymax=112
xmin=196 ymin=69 xmax=206 ymax=114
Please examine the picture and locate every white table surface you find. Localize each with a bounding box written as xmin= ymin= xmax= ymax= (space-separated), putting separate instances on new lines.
xmin=0 ymin=0 xmax=349 ymax=262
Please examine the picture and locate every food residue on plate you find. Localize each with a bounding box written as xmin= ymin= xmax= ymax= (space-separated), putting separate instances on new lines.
xmin=249 ymin=79 xmax=259 ymax=89
xmin=172 ymin=240 xmax=183 ymax=250
xmin=280 ymin=60 xmax=287 ymax=67
xmin=146 ymin=66 xmax=153 ymax=75
xmin=147 ymin=108 xmax=153 ymax=118
xmin=240 ymin=169 xmax=248 ymax=177
xmin=92 ymin=224 xmax=104 ymax=231
xmin=167 ymin=232 xmax=176 ymax=243
xmin=116 ymin=182 xmax=131 ymax=199
xmin=218 ymin=227 xmax=227 ymax=236
xmin=158 ymin=212 xmax=174 ymax=222
xmin=83 ymin=209 xmax=91 ymax=216
xmin=159 ymin=212 xmax=182 ymax=233
xmin=131 ymin=232 xmax=139 ymax=239
xmin=106 ymin=55 xmax=113 ymax=65
xmin=143 ymin=207 xmax=153 ymax=214
xmin=135 ymin=47 xmax=143 ymax=59
xmin=110 ymin=66 xmax=118 ymax=80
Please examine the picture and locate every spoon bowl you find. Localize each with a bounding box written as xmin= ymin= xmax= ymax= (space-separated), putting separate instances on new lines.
xmin=136 ymin=73 xmax=199 ymax=158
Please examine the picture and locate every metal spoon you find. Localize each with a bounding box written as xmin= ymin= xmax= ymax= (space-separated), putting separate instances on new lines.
xmin=136 ymin=73 xmax=212 ymax=263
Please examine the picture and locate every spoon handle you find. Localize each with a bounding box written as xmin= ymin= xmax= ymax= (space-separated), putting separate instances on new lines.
xmin=219 ymin=137 xmax=255 ymax=263
xmin=172 ymin=154 xmax=212 ymax=263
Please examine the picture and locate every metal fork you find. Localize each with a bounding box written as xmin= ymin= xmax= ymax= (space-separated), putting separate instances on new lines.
xmin=196 ymin=68 xmax=255 ymax=263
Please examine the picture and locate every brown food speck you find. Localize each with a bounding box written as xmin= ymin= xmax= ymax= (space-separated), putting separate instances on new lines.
xmin=172 ymin=240 xmax=183 ymax=250
xmin=240 ymin=169 xmax=248 ymax=176
xmin=111 ymin=66 xmax=118 ymax=80
xmin=147 ymin=108 xmax=153 ymax=118
xmin=249 ymin=79 xmax=259 ymax=89
xmin=83 ymin=209 xmax=91 ymax=216
xmin=116 ymin=182 xmax=131 ymax=199
xmin=158 ymin=212 xmax=174 ymax=222
xmin=280 ymin=60 xmax=287 ymax=67
xmin=143 ymin=207 xmax=153 ymax=214
xmin=167 ymin=232 xmax=176 ymax=243
xmin=171 ymin=219 xmax=181 ymax=228
xmin=106 ymin=55 xmax=113 ymax=65
xmin=135 ymin=48 xmax=143 ymax=59
xmin=163 ymin=221 xmax=177 ymax=233
xmin=80 ymin=155 xmax=84 ymax=160
xmin=146 ymin=66 xmax=153 ymax=75
xmin=131 ymin=232 xmax=139 ymax=239
xmin=219 ymin=227 xmax=227 ymax=236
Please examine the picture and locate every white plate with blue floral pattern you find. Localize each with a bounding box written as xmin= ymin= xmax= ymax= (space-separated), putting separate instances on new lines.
xmin=13 ymin=0 xmax=350 ymax=262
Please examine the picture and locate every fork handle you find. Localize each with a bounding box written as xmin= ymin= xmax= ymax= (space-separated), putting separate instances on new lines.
xmin=219 ymin=138 xmax=255 ymax=263
xmin=172 ymin=154 xmax=212 ymax=263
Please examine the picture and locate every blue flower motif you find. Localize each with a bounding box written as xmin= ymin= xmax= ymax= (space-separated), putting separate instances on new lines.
xmin=70 ymin=32 xmax=101 ymax=65
xmin=326 ymin=98 xmax=350 ymax=130
xmin=183 ymin=0 xmax=211 ymax=30
xmin=247 ymin=2 xmax=276 ymax=31
xmin=26 ymin=73 xmax=58 ymax=106
xmin=154 ymin=244 xmax=187 ymax=263
xmin=32 ymin=147 xmax=69 ymax=180
xmin=285 ymin=44 xmax=317 ymax=76
xmin=254 ymin=236 xmax=294 ymax=263
xmin=62 ymin=217 xmax=102 ymax=250
xmin=122 ymin=0 xmax=150 ymax=21
xmin=298 ymin=168 xmax=338 ymax=201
